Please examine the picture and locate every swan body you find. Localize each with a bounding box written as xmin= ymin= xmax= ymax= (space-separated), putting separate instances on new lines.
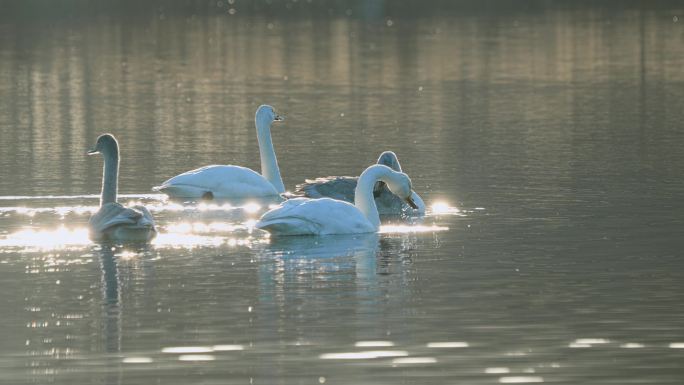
xmin=296 ymin=151 xmax=425 ymax=214
xmin=89 ymin=202 xmax=156 ymax=242
xmin=153 ymin=165 xmax=279 ymax=199
xmin=154 ymin=105 xmax=285 ymax=200
xmin=88 ymin=134 xmax=157 ymax=242
xmin=256 ymin=164 xmax=417 ymax=236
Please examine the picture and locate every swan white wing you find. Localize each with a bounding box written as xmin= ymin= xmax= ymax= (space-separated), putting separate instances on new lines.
xmin=295 ymin=176 xmax=358 ymax=202
xmin=154 ymin=165 xmax=280 ymax=199
xmin=89 ymin=202 xmax=157 ymax=241
xmin=256 ymin=198 xmax=375 ymax=236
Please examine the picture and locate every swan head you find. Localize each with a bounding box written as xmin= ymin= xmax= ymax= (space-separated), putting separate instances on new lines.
xmin=255 ymin=105 xmax=284 ymax=129
xmin=373 ymin=151 xmax=402 ymax=198
xmin=385 ymin=171 xmax=419 ymax=209
xmin=376 ymin=151 xmax=402 ymax=172
xmin=87 ymin=133 xmax=119 ymax=157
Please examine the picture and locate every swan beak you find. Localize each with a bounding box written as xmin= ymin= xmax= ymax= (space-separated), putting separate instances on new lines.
xmin=274 ymin=114 xmax=284 ymax=122
xmin=405 ymin=195 xmax=419 ymax=209
xmin=87 ymin=148 xmax=99 ymax=155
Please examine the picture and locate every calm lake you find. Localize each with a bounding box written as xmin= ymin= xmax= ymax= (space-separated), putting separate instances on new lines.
xmin=1 ymin=1 xmax=684 ymax=384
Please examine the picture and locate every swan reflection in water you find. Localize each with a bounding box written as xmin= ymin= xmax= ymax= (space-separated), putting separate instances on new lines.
xmin=253 ymin=231 xmax=437 ymax=351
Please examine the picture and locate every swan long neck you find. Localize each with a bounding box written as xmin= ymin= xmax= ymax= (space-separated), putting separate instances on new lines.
xmin=354 ymin=165 xmax=394 ymax=230
xmin=101 ymin=146 xmax=119 ymax=206
xmin=256 ymin=119 xmax=285 ymax=193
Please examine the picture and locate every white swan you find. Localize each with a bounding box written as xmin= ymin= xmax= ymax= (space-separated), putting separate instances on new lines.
xmin=88 ymin=134 xmax=157 ymax=242
xmin=256 ymin=164 xmax=418 ymax=236
xmin=153 ymin=105 xmax=285 ymax=200
xmin=295 ymin=151 xmax=425 ymax=214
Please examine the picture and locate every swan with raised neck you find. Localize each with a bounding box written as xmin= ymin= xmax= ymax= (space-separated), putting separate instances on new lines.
xmin=88 ymin=133 xmax=156 ymax=242
xmin=88 ymin=134 xmax=119 ymax=206
xmin=153 ymin=105 xmax=285 ymax=200
xmin=256 ymin=104 xmax=285 ymax=193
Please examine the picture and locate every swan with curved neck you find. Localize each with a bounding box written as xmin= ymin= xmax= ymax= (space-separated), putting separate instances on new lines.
xmin=88 ymin=134 xmax=156 ymax=242
xmin=154 ymin=105 xmax=285 ymax=200
xmin=256 ymin=164 xmax=417 ymax=236
xmin=295 ymin=150 xmax=425 ymax=214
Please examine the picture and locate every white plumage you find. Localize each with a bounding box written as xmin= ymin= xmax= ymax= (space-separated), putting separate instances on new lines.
xmin=295 ymin=151 xmax=425 ymax=214
xmin=154 ymin=165 xmax=279 ymax=199
xmin=154 ymin=105 xmax=285 ymax=200
xmin=257 ymin=164 xmax=417 ymax=236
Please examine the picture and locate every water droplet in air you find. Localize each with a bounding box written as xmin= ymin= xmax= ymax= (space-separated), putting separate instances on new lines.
xmin=386 ymin=19 xmax=394 ymax=27
xmin=228 ymin=8 xmax=236 ymax=15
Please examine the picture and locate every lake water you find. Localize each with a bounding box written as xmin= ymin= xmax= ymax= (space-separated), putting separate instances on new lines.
xmin=1 ymin=1 xmax=684 ymax=384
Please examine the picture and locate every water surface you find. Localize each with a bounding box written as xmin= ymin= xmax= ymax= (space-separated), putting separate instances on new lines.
xmin=1 ymin=1 xmax=684 ymax=384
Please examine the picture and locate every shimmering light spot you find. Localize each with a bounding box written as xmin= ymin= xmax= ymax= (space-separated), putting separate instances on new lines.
xmin=427 ymin=342 xmax=468 ymax=348
xmin=380 ymin=225 xmax=448 ymax=233
xmin=392 ymin=357 xmax=436 ymax=364
xmin=486 ymin=367 xmax=511 ymax=374
xmin=162 ymin=346 xmax=213 ymax=354
xmin=165 ymin=222 xmax=237 ymax=234
xmin=620 ymin=343 xmax=645 ymax=348
xmin=242 ymin=202 xmax=261 ymax=214
xmin=355 ymin=341 xmax=394 ymax=347
xmin=320 ymin=350 xmax=408 ymax=360
xmin=178 ymin=354 xmax=215 ymax=361
xmin=430 ymin=201 xmax=460 ymax=215
xmin=568 ymin=343 xmax=591 ymax=348
xmin=318 ymin=377 xmax=326 ymax=384
xmin=118 ymin=251 xmax=138 ymax=260
xmin=212 ymin=345 xmax=244 ymax=351
xmin=122 ymin=357 xmax=153 ymax=364
xmin=152 ymin=233 xmax=226 ymax=248
xmin=574 ymin=338 xmax=609 ymax=344
xmin=0 ymin=227 xmax=90 ymax=251
xmin=499 ymin=376 xmax=544 ymax=383
xmin=669 ymin=343 xmax=684 ymax=348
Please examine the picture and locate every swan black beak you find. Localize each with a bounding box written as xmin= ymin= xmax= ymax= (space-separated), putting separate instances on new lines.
xmin=87 ymin=148 xmax=99 ymax=155
xmin=274 ymin=114 xmax=284 ymax=122
xmin=405 ymin=194 xmax=419 ymax=209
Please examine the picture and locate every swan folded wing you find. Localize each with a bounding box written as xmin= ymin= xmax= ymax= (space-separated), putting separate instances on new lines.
xmin=257 ymin=198 xmax=374 ymax=235
xmin=295 ymin=176 xmax=358 ymax=201
xmin=154 ymin=164 xmax=229 ymax=190
xmin=89 ymin=202 xmax=154 ymax=234
xmin=154 ymin=165 xmax=279 ymax=198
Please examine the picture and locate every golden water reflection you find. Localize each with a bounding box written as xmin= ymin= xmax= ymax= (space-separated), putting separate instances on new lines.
xmin=0 ymin=223 xmax=267 ymax=252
